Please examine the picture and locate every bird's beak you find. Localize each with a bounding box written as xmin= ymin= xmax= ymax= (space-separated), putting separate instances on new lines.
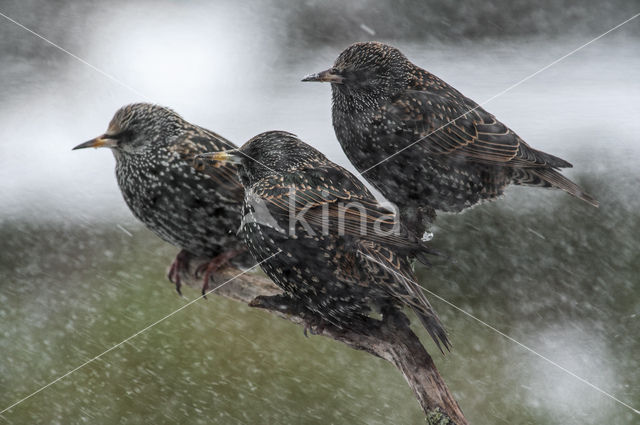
xmin=193 ymin=150 xmax=243 ymax=171
xmin=302 ymin=68 xmax=344 ymax=84
xmin=72 ymin=135 xmax=118 ymax=150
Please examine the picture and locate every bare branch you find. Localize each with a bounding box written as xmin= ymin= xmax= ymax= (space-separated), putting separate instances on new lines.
xmin=181 ymin=261 xmax=468 ymax=425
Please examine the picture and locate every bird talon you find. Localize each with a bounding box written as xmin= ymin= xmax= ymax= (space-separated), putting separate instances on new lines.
xmin=167 ymin=250 xmax=190 ymax=296
xmin=197 ymin=249 xmax=245 ymax=299
xmin=194 ymin=262 xmax=208 ymax=279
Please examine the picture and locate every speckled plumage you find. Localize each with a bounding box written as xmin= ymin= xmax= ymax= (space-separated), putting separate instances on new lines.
xmin=198 ymin=131 xmax=449 ymax=351
xmin=74 ymin=103 xmax=252 ymax=293
xmin=306 ymin=42 xmax=598 ymax=233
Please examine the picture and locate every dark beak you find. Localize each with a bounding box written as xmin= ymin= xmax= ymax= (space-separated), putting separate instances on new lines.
xmin=302 ymin=68 xmax=344 ymax=84
xmin=193 ymin=150 xmax=243 ymax=171
xmin=72 ymin=135 xmax=118 ymax=150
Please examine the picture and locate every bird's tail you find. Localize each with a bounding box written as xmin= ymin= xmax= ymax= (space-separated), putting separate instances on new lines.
xmin=512 ymin=168 xmax=599 ymax=207
xmin=532 ymin=168 xmax=599 ymax=207
xmin=358 ymin=243 xmax=451 ymax=354
xmin=399 ymin=260 xmax=451 ymax=354
xmin=410 ymin=302 xmax=451 ymax=355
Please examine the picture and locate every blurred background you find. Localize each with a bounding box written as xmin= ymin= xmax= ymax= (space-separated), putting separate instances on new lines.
xmin=1 ymin=0 xmax=638 ymax=423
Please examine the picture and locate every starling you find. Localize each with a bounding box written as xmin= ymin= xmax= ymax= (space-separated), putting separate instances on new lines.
xmin=73 ymin=103 xmax=252 ymax=294
xmin=195 ymin=131 xmax=450 ymax=352
xmin=303 ymin=41 xmax=598 ymax=233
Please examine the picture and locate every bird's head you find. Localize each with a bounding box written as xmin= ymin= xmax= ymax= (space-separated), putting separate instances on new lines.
xmin=194 ymin=131 xmax=327 ymax=187
xmin=73 ymin=103 xmax=184 ymax=156
xmin=302 ymin=42 xmax=412 ymax=100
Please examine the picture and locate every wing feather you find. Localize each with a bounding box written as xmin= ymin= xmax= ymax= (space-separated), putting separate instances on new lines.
xmin=388 ymin=89 xmax=573 ymax=169
xmin=173 ymin=130 xmax=243 ymax=194
xmin=251 ymin=165 xmax=424 ymax=253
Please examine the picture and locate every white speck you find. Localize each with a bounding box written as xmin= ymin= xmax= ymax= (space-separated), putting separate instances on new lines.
xmin=117 ymin=224 xmax=133 ymax=237
xmin=421 ymin=231 xmax=434 ymax=242
xmin=527 ymin=227 xmax=546 ymax=240
xmin=359 ymin=23 xmax=376 ymax=36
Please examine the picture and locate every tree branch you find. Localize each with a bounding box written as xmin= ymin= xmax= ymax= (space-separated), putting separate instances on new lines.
xmin=181 ymin=261 xmax=468 ymax=425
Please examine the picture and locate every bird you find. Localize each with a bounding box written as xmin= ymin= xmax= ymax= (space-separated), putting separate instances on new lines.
xmin=303 ymin=41 xmax=598 ymax=234
xmin=194 ymin=130 xmax=450 ymax=353
xmin=73 ymin=103 xmax=252 ymax=295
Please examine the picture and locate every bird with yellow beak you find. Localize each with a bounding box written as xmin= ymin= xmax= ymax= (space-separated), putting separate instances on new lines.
xmin=74 ymin=103 xmax=253 ymax=295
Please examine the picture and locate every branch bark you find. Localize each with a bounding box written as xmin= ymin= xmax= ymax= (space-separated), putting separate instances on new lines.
xmin=181 ymin=261 xmax=468 ymax=425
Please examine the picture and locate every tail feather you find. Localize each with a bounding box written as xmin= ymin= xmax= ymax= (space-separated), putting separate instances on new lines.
xmin=530 ymin=168 xmax=599 ymax=207
xmin=358 ymin=244 xmax=451 ymax=354
xmin=404 ymin=271 xmax=451 ymax=354
xmin=410 ymin=304 xmax=451 ymax=355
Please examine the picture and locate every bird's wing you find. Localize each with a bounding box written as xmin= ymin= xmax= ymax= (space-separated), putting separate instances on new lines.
xmin=251 ymin=165 xmax=423 ymax=251
xmin=170 ymin=130 xmax=243 ymax=194
xmin=356 ymin=240 xmax=450 ymax=353
xmin=380 ymin=89 xmax=572 ymax=169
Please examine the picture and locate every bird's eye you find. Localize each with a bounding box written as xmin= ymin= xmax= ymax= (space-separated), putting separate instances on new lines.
xmin=111 ymin=129 xmax=133 ymax=143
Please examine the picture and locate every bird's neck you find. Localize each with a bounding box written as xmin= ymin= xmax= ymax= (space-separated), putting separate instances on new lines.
xmin=331 ymin=86 xmax=384 ymax=115
xmin=114 ymin=148 xmax=167 ymax=187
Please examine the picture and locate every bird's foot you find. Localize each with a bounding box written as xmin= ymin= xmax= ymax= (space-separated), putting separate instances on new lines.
xmin=167 ymin=249 xmax=191 ymax=296
xmin=196 ymin=249 xmax=247 ymax=298
xmin=249 ymin=295 xmax=326 ymax=336
xmin=249 ymin=294 xmax=302 ymax=315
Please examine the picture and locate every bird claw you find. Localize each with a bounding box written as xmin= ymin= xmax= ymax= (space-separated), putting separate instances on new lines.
xmin=197 ymin=249 xmax=246 ymax=298
xmin=249 ymin=294 xmax=301 ymax=314
xmin=249 ymin=295 xmax=325 ymax=336
xmin=167 ymin=250 xmax=191 ymax=296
